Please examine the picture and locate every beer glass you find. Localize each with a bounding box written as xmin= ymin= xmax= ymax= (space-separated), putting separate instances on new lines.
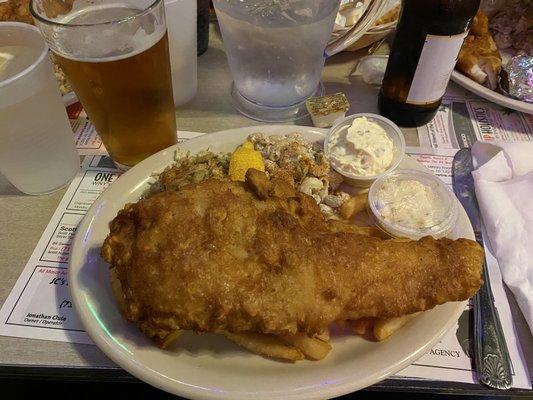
xmin=0 ymin=22 xmax=79 ymax=195
xmin=31 ymin=0 xmax=177 ymax=170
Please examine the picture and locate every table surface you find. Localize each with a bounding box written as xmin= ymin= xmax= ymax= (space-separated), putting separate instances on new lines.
xmin=0 ymin=24 xmax=531 ymax=396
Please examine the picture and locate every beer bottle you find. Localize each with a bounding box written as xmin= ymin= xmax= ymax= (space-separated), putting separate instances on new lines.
xmin=378 ymin=0 xmax=480 ymax=127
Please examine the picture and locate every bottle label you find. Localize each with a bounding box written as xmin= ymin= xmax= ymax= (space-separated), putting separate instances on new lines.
xmin=406 ymin=33 xmax=467 ymax=105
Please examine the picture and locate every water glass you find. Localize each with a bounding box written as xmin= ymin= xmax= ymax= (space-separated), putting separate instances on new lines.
xmin=0 ymin=22 xmax=79 ymax=195
xmin=213 ymin=0 xmax=341 ymax=122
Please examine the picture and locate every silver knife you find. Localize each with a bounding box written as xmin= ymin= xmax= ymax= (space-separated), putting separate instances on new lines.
xmin=452 ymin=148 xmax=512 ymax=390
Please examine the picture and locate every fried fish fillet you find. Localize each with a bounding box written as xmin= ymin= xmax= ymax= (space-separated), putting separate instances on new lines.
xmin=101 ymin=170 xmax=483 ymax=342
xmin=457 ymin=10 xmax=502 ymax=90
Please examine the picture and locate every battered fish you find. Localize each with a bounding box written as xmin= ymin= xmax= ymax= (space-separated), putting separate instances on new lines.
xmin=101 ymin=170 xmax=483 ymax=342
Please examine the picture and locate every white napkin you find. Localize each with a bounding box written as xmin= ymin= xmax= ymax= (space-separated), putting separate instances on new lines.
xmin=471 ymin=141 xmax=533 ymax=334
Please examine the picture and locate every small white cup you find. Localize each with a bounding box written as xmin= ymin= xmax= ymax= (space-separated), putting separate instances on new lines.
xmin=0 ymin=22 xmax=79 ymax=195
xmin=324 ymin=113 xmax=405 ymax=187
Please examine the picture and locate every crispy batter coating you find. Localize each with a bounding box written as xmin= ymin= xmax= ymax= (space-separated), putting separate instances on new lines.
xmin=457 ymin=10 xmax=502 ymax=90
xmin=102 ymin=171 xmax=483 ymax=342
xmin=0 ymin=0 xmax=33 ymax=24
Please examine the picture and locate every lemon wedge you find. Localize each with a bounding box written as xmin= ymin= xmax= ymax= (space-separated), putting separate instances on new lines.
xmin=229 ymin=141 xmax=265 ymax=182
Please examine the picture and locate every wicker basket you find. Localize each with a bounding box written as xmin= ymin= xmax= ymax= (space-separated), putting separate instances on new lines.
xmin=326 ymin=0 xmax=399 ymax=55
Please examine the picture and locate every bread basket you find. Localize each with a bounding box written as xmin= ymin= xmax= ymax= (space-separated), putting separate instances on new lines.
xmin=326 ymin=0 xmax=399 ymax=55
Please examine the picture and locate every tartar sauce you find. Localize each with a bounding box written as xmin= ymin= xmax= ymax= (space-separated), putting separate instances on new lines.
xmin=328 ymin=117 xmax=393 ymax=176
xmin=376 ymin=179 xmax=444 ymax=229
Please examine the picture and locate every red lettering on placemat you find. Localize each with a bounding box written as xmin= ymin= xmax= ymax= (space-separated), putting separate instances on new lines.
xmin=67 ymin=102 xmax=83 ymax=119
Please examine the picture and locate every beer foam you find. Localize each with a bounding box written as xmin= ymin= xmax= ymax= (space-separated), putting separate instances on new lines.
xmin=51 ymin=3 xmax=166 ymax=62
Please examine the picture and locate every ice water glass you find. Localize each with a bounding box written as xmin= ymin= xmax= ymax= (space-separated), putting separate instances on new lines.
xmin=213 ymin=0 xmax=341 ymax=122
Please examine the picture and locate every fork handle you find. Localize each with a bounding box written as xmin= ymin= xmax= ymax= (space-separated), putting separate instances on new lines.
xmin=474 ymin=255 xmax=513 ymax=390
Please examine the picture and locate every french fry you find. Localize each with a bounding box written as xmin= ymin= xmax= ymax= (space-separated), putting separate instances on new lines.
xmin=354 ymin=226 xmax=388 ymax=238
xmin=159 ymin=330 xmax=182 ymax=349
xmin=224 ymin=332 xmax=304 ymax=362
xmin=280 ymin=333 xmax=332 ymax=360
xmin=328 ymin=220 xmax=384 ymax=237
xmin=373 ymin=313 xmax=421 ymax=341
xmin=314 ymin=329 xmax=330 ymax=342
xmin=340 ymin=193 xmax=368 ymax=220
xmin=348 ymin=318 xmax=375 ymax=336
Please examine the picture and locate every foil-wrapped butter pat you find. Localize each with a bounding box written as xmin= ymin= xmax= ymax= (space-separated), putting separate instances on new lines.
xmin=306 ymin=92 xmax=350 ymax=128
xmin=501 ymin=52 xmax=533 ymax=103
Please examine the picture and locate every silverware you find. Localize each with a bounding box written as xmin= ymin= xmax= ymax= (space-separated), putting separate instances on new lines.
xmin=452 ymin=148 xmax=512 ymax=390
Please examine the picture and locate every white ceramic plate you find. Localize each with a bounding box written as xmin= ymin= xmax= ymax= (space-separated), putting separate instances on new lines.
xmin=69 ymin=125 xmax=473 ymax=400
xmin=451 ymin=70 xmax=533 ymax=115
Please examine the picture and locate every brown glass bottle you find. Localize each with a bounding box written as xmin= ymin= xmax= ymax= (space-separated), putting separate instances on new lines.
xmin=378 ymin=0 xmax=479 ymax=127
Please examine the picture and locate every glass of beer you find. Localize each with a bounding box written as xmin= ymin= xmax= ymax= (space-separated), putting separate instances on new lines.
xmin=31 ymin=0 xmax=177 ymax=170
